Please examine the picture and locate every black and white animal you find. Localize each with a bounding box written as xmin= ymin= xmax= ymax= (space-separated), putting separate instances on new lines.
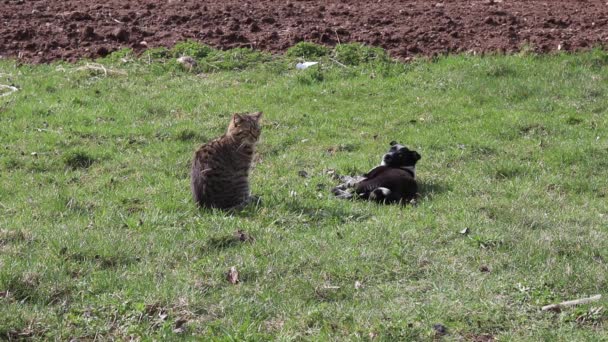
xmin=332 ymin=141 xmax=421 ymax=204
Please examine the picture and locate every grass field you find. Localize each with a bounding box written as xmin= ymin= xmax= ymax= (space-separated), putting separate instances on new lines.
xmin=1 ymin=44 xmax=607 ymax=340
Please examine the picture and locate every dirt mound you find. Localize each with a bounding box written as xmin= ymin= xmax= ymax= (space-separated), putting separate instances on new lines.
xmin=1 ymin=0 xmax=607 ymax=63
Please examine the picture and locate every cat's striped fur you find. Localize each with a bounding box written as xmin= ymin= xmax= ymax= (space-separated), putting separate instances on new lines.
xmin=191 ymin=112 xmax=262 ymax=209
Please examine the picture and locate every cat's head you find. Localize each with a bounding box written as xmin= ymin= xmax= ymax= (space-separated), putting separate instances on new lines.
xmin=227 ymin=112 xmax=263 ymax=143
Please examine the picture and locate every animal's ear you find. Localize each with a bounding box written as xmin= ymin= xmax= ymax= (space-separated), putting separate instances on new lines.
xmin=251 ymin=111 xmax=263 ymax=121
xmin=389 ymin=141 xmax=398 ymax=146
xmin=232 ymin=113 xmax=243 ymax=124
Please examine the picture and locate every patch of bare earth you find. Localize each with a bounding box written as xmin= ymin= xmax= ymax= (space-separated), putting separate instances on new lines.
xmin=1 ymin=1 xmax=607 ymax=63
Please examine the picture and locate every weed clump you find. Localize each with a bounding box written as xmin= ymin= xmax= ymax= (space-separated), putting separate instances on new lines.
xmin=577 ymin=47 xmax=608 ymax=70
xmin=1 ymin=272 xmax=40 ymax=302
xmin=175 ymin=129 xmax=201 ymax=142
xmin=101 ymin=48 xmax=134 ymax=63
xmin=332 ymin=43 xmax=389 ymax=66
xmin=64 ymin=150 xmax=96 ymax=169
xmin=205 ymin=230 xmax=254 ymax=250
xmin=2 ymin=157 xmax=24 ymax=171
xmin=171 ymin=40 xmax=215 ymax=59
xmin=486 ymin=63 xmax=517 ymax=77
xmin=286 ymin=42 xmax=330 ymax=59
xmin=204 ymin=48 xmax=271 ymax=71
xmin=141 ymin=47 xmax=171 ymax=60
xmin=296 ymin=65 xmax=324 ymax=84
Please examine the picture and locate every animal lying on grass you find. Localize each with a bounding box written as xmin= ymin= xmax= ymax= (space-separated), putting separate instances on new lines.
xmin=332 ymin=141 xmax=421 ymax=204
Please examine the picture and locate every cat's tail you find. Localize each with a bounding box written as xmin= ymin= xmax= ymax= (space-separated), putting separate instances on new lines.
xmin=191 ymin=179 xmax=203 ymax=206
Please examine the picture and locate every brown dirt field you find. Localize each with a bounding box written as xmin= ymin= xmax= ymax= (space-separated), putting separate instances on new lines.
xmin=1 ymin=0 xmax=607 ymax=63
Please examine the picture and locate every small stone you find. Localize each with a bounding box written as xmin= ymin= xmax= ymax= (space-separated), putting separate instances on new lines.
xmin=433 ymin=324 xmax=447 ymax=336
xmin=226 ymin=266 xmax=239 ymax=284
xmin=82 ymin=26 xmax=95 ymax=39
xmin=177 ymin=56 xmax=197 ymax=70
xmin=233 ymin=230 xmax=254 ymax=242
xmin=250 ymin=22 xmax=261 ymax=33
xmin=173 ymin=319 xmax=187 ymax=334
xmin=484 ymin=16 xmax=497 ymax=25
xmin=139 ymin=41 xmax=148 ymax=47
xmin=68 ymin=11 xmax=92 ymax=20
xmin=97 ymin=46 xmax=109 ymax=56
xmin=111 ymin=27 xmax=130 ymax=42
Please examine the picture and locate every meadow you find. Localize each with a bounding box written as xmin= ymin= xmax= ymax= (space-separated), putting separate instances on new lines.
xmin=0 ymin=43 xmax=607 ymax=340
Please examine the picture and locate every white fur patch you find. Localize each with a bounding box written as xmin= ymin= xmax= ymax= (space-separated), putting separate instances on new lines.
xmin=380 ymin=153 xmax=389 ymax=166
xmin=377 ymin=187 xmax=391 ymax=196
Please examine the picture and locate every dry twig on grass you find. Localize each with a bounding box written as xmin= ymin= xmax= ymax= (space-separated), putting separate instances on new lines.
xmin=541 ymin=294 xmax=602 ymax=312
xmin=0 ymin=84 xmax=18 ymax=97
xmin=76 ymin=63 xmax=127 ymax=76
xmin=329 ymin=57 xmax=348 ymax=68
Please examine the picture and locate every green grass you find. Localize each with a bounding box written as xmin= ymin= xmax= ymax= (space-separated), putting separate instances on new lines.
xmin=1 ymin=45 xmax=607 ymax=340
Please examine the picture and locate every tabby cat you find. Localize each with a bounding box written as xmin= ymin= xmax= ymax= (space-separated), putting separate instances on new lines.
xmin=190 ymin=112 xmax=263 ymax=209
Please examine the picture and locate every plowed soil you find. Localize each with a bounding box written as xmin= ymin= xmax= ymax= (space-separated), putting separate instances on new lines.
xmin=1 ymin=0 xmax=607 ymax=63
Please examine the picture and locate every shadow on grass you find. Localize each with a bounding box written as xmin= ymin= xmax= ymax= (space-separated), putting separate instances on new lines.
xmin=216 ymin=191 xmax=372 ymax=222
xmin=417 ymin=180 xmax=451 ymax=201
xmin=279 ymin=202 xmax=371 ymax=225
xmin=204 ymin=230 xmax=254 ymax=251
xmin=60 ymin=247 xmax=140 ymax=270
xmin=194 ymin=180 xmax=448 ymax=218
xmin=1 ymin=273 xmax=74 ymax=305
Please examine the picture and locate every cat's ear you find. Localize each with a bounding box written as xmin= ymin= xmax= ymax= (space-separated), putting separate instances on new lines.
xmin=251 ymin=111 xmax=263 ymax=121
xmin=233 ymin=113 xmax=243 ymax=125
